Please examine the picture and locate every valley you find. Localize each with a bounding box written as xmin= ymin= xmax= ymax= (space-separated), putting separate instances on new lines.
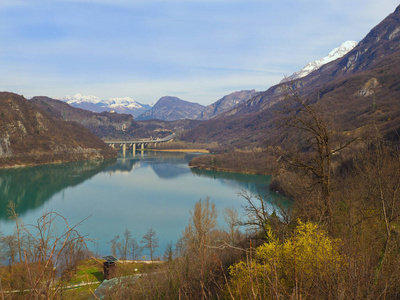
xmin=1 ymin=3 xmax=400 ymax=299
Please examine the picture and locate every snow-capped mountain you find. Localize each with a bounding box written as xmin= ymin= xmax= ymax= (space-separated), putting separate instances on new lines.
xmin=57 ymin=94 xmax=152 ymax=117
xmin=58 ymin=93 xmax=102 ymax=104
xmin=282 ymin=41 xmax=358 ymax=82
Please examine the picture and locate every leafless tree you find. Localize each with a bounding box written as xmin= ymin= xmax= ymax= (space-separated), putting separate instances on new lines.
xmin=1 ymin=235 xmax=18 ymax=267
xmin=223 ymin=206 xmax=240 ymax=246
xmin=109 ymin=235 xmax=120 ymax=258
xmin=163 ymin=241 xmax=174 ymax=262
xmin=2 ymin=206 xmax=90 ymax=298
xmin=276 ymin=84 xmax=357 ymax=227
xmin=239 ymin=190 xmax=292 ymax=242
xmin=130 ymin=237 xmax=142 ymax=261
xmin=141 ymin=228 xmax=159 ymax=262
xmin=116 ymin=229 xmax=133 ymax=260
xmin=181 ymin=197 xmax=220 ymax=298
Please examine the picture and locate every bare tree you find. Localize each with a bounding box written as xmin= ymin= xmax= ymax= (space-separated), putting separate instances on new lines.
xmin=181 ymin=197 xmax=219 ymax=298
xmin=141 ymin=228 xmax=159 ymax=262
xmin=224 ymin=206 xmax=240 ymax=246
xmin=1 ymin=235 xmax=18 ymax=267
xmin=116 ymin=229 xmax=133 ymax=260
xmin=163 ymin=241 xmax=174 ymax=262
xmin=2 ymin=206 xmax=90 ymax=298
xmin=130 ymin=237 xmax=142 ymax=261
xmin=109 ymin=235 xmax=120 ymax=258
xmin=353 ymin=142 xmax=400 ymax=292
xmin=239 ymin=190 xmax=292 ymax=242
xmin=276 ymin=84 xmax=357 ymax=227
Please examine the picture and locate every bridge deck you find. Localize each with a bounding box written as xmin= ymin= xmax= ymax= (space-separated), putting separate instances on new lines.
xmin=104 ymin=133 xmax=176 ymax=144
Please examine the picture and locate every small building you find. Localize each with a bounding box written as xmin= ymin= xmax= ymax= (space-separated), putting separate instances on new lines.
xmin=102 ymin=255 xmax=118 ymax=280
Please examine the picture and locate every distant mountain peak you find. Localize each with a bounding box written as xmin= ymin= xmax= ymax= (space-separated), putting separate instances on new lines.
xmin=137 ymin=96 xmax=205 ymax=121
xmin=282 ymin=41 xmax=358 ymax=83
xmin=56 ymin=94 xmax=151 ymax=117
xmin=58 ymin=93 xmax=102 ymax=104
xmin=200 ymin=89 xmax=259 ymax=120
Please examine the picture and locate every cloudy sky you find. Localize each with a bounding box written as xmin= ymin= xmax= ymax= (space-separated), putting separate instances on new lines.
xmin=0 ymin=0 xmax=398 ymax=105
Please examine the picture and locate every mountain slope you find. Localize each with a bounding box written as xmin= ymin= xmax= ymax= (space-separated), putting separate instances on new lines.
xmin=31 ymin=96 xmax=200 ymax=140
xmin=199 ymin=90 xmax=259 ymax=120
xmin=137 ymin=96 xmax=205 ymax=121
xmin=221 ymin=5 xmax=400 ymax=117
xmin=31 ymin=96 xmax=138 ymax=137
xmin=0 ymin=92 xmax=116 ymax=167
xmin=181 ymin=5 xmax=400 ymax=148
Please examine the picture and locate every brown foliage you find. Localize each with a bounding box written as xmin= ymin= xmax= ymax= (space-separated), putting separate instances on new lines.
xmin=189 ymin=148 xmax=278 ymax=175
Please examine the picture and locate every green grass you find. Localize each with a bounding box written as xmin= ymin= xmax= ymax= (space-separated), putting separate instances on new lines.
xmin=70 ymin=259 xmax=104 ymax=284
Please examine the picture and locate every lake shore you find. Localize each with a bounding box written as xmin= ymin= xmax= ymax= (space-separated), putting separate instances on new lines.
xmin=0 ymin=150 xmax=117 ymax=169
xmin=188 ymin=149 xmax=278 ymax=175
xmin=151 ymin=149 xmax=210 ymax=153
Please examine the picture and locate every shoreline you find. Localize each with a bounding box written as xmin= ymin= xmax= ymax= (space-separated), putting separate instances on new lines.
xmin=189 ymin=164 xmax=270 ymax=175
xmin=0 ymin=157 xmax=117 ymax=170
xmin=188 ymin=150 xmax=278 ymax=176
xmin=149 ymin=149 xmax=210 ymax=153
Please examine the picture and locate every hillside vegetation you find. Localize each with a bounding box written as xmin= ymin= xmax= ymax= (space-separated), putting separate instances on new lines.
xmin=0 ymin=92 xmax=116 ymax=168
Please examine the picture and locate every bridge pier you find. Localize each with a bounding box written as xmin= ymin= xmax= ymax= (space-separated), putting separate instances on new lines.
xmin=122 ymin=144 xmax=126 ymax=157
xmin=104 ymin=133 xmax=176 ymax=156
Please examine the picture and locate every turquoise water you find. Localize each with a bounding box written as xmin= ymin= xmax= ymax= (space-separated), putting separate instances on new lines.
xmin=0 ymin=151 xmax=285 ymax=258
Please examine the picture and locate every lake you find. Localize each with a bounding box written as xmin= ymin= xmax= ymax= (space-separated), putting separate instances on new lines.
xmin=0 ymin=151 xmax=285 ymax=258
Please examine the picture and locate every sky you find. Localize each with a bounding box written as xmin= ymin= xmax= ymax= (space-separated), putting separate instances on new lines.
xmin=0 ymin=0 xmax=399 ymax=105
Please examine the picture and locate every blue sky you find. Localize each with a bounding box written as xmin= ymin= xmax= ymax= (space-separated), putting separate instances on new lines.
xmin=0 ymin=0 xmax=398 ymax=105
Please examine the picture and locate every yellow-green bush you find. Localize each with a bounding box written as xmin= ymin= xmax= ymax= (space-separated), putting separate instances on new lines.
xmin=228 ymin=221 xmax=344 ymax=299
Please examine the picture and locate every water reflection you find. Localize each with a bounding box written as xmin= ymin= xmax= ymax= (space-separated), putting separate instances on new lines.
xmin=190 ymin=168 xmax=271 ymax=195
xmin=104 ymin=158 xmax=142 ymax=174
xmin=190 ymin=168 xmax=292 ymax=211
xmin=105 ymin=151 xmax=199 ymax=179
xmin=0 ymin=151 xmax=290 ymax=256
xmin=0 ymin=160 xmax=116 ymax=220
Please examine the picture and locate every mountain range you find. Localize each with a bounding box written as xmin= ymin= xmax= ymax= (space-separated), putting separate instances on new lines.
xmin=30 ymin=96 xmax=202 ymax=140
xmin=56 ymin=39 xmax=354 ymax=123
xmin=3 ymin=4 xmax=400 ymax=169
xmin=57 ymin=94 xmax=152 ymax=117
xmin=181 ymin=5 xmax=400 ymax=148
xmin=57 ymin=89 xmax=261 ymax=122
xmin=31 ymin=96 xmax=137 ymax=138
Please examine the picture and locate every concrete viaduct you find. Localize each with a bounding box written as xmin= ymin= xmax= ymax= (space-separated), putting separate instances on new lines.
xmin=104 ymin=133 xmax=176 ymax=157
